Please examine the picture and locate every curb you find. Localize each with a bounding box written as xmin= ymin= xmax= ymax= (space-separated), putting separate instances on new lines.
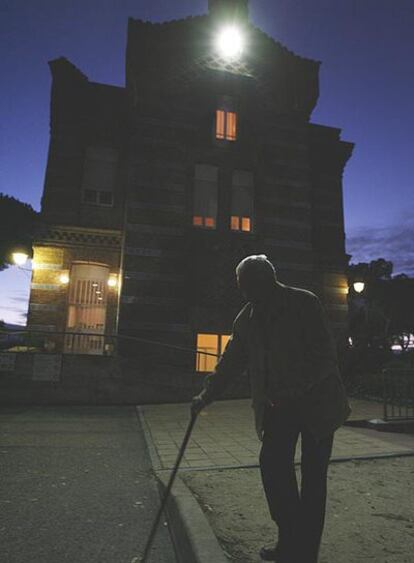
xmin=136 ymin=405 xmax=228 ymax=563
xmin=136 ymin=405 xmax=162 ymax=471
xmin=156 ymin=471 xmax=229 ymax=563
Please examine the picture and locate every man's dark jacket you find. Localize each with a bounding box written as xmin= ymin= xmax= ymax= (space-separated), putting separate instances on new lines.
xmin=200 ymin=281 xmax=352 ymax=442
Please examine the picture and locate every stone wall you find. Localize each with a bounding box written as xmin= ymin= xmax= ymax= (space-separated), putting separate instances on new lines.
xmin=0 ymin=352 xmax=250 ymax=406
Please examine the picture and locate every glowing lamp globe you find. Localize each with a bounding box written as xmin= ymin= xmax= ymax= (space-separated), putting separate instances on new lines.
xmin=217 ymin=26 xmax=244 ymax=59
xmin=353 ymin=282 xmax=365 ymax=294
xmin=59 ymin=273 xmax=70 ymax=285
xmin=12 ymin=252 xmax=28 ymax=266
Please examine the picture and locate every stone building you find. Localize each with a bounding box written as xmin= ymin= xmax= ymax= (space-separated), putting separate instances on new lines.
xmin=28 ymin=0 xmax=354 ymax=372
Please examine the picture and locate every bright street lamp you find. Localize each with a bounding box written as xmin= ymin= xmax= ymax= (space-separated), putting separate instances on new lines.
xmin=353 ymin=281 xmax=365 ymax=294
xmin=12 ymin=252 xmax=29 ymax=266
xmin=217 ymin=26 xmax=244 ymax=59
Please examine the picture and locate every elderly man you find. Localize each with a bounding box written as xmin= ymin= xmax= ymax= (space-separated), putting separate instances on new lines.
xmin=191 ymin=255 xmax=351 ymax=563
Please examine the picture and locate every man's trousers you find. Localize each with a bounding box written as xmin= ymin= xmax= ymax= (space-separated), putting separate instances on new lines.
xmin=259 ymin=399 xmax=334 ymax=563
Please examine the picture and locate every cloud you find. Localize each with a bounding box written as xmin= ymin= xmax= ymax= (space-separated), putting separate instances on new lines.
xmin=347 ymin=220 xmax=414 ymax=276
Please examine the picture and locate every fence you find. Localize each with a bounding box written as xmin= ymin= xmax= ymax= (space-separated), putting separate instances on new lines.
xmin=0 ymin=329 xmax=116 ymax=356
xmin=0 ymin=328 xmax=250 ymax=406
xmin=383 ymin=368 xmax=414 ymax=421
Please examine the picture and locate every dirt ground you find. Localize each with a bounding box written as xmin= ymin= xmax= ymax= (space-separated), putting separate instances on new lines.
xmin=180 ymin=457 xmax=414 ymax=563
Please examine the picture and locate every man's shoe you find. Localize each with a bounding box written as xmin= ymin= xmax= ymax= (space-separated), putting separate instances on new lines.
xmin=259 ymin=543 xmax=291 ymax=562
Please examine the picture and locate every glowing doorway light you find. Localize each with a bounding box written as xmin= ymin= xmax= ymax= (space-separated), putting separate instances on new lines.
xmin=217 ymin=26 xmax=244 ymax=59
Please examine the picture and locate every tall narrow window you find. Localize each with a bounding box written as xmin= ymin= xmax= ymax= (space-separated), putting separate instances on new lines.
xmin=82 ymin=147 xmax=118 ymax=207
xmin=193 ymin=164 xmax=218 ymax=229
xmin=196 ymin=333 xmax=231 ymax=372
xmin=216 ymin=97 xmax=238 ymax=141
xmin=230 ymin=170 xmax=254 ymax=232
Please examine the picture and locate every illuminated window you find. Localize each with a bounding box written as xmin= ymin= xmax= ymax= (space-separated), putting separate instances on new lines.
xmin=221 ymin=334 xmax=231 ymax=350
xmin=216 ymin=110 xmax=225 ymax=139
xmin=231 ymin=216 xmax=240 ymax=230
xmin=216 ymin=96 xmax=238 ymax=142
xmin=230 ymin=170 xmax=254 ymax=232
xmin=196 ymin=333 xmax=232 ymax=372
xmin=226 ymin=111 xmax=237 ymax=140
xmin=193 ymin=216 xmax=203 ymax=227
xmin=216 ymin=110 xmax=237 ymax=141
xmin=193 ymin=164 xmax=218 ymax=229
xmin=241 ymin=217 xmax=251 ymax=231
xmin=81 ymin=147 xmax=118 ymax=207
xmin=204 ymin=217 xmax=216 ymax=228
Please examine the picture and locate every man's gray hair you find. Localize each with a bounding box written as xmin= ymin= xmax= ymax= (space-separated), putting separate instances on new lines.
xmin=236 ymin=254 xmax=277 ymax=279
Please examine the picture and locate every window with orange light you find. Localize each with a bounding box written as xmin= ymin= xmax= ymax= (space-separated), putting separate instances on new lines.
xmin=230 ymin=170 xmax=254 ymax=233
xmin=196 ymin=333 xmax=232 ymax=372
xmin=215 ymin=96 xmax=238 ymax=142
xmin=193 ymin=164 xmax=218 ymax=229
xmin=216 ymin=110 xmax=225 ymax=139
xmin=216 ymin=110 xmax=237 ymax=141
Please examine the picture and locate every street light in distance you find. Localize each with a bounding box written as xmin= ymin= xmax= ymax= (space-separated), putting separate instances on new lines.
xmin=353 ymin=281 xmax=365 ymax=294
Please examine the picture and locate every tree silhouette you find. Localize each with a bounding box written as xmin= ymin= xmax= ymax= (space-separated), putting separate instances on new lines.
xmin=347 ymin=258 xmax=414 ymax=352
xmin=0 ymin=193 xmax=38 ymax=271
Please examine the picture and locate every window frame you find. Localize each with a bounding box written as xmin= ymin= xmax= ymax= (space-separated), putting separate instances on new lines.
xmin=229 ymin=170 xmax=254 ymax=234
xmin=82 ymin=189 xmax=114 ymax=208
xmin=214 ymin=95 xmax=239 ymax=145
xmin=192 ymin=164 xmax=218 ymax=230
xmin=81 ymin=146 xmax=117 ymax=208
xmin=230 ymin=215 xmax=252 ymax=233
xmin=196 ymin=333 xmax=232 ymax=373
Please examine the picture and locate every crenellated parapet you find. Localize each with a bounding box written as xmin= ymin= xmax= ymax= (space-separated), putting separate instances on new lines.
xmin=126 ymin=9 xmax=319 ymax=120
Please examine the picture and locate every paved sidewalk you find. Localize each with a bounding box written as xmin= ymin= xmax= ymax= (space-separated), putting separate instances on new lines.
xmin=141 ymin=398 xmax=414 ymax=471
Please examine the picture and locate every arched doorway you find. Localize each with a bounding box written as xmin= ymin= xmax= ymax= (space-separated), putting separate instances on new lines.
xmin=64 ymin=263 xmax=109 ymax=355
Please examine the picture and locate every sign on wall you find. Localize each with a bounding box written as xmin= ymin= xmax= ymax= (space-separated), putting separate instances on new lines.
xmin=32 ymin=354 xmax=62 ymax=382
xmin=0 ymin=353 xmax=16 ymax=372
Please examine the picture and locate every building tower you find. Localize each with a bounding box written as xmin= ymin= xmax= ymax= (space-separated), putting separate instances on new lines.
xmin=28 ymin=0 xmax=353 ymax=378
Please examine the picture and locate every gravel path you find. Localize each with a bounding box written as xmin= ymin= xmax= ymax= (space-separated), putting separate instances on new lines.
xmin=181 ymin=457 xmax=414 ymax=563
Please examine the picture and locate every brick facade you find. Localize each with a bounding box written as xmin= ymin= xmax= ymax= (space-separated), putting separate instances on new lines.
xmin=28 ymin=0 xmax=354 ymax=360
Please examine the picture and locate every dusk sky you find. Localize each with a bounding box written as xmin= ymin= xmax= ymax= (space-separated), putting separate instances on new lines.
xmin=1 ymin=0 xmax=413 ymax=324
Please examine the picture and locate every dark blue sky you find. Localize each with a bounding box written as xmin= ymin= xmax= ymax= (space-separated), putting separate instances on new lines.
xmin=1 ymin=0 xmax=413 ymax=324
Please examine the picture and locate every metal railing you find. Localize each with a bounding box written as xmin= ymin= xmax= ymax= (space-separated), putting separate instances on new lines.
xmin=0 ymin=327 xmax=221 ymax=379
xmin=0 ymin=328 xmax=219 ymax=357
xmin=0 ymin=326 xmax=242 ymax=405
xmin=383 ymin=368 xmax=414 ymax=421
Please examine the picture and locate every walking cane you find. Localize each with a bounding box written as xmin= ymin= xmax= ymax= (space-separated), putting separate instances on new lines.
xmin=140 ymin=408 xmax=199 ymax=562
